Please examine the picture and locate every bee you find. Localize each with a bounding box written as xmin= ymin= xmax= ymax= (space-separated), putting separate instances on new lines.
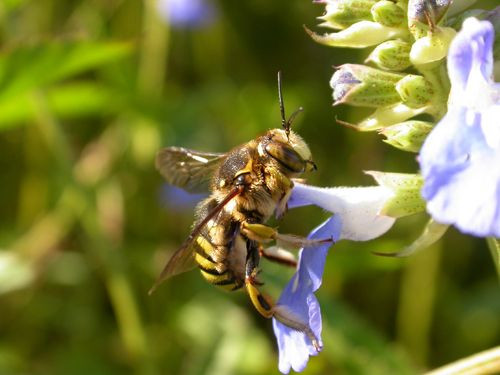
xmin=151 ymin=72 xmax=327 ymax=350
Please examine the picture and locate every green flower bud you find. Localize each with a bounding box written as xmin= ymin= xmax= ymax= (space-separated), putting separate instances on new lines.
xmin=317 ymin=0 xmax=377 ymax=30
xmin=409 ymin=26 xmax=456 ymax=65
xmin=371 ymin=1 xmax=405 ymax=28
xmin=355 ymin=103 xmax=428 ymax=131
xmin=366 ymin=40 xmax=412 ymax=71
xmin=396 ymin=74 xmax=434 ymax=108
xmin=379 ymin=120 xmax=433 ymax=152
xmin=408 ymin=0 xmax=452 ymax=39
xmin=330 ymin=64 xmax=404 ymax=107
xmin=305 ymin=20 xmax=408 ymax=48
xmin=366 ymin=171 xmax=426 ymax=218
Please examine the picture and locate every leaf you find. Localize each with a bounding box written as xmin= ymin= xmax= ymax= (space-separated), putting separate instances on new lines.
xmin=0 ymin=40 xmax=132 ymax=128
xmin=0 ymin=82 xmax=123 ymax=128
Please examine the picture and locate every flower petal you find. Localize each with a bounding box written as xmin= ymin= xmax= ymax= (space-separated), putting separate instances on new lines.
xmin=448 ymin=17 xmax=494 ymax=92
xmin=272 ymin=215 xmax=342 ymax=374
xmin=289 ymin=183 xmax=395 ymax=241
xmin=419 ymin=17 xmax=500 ymax=238
xmin=157 ymin=0 xmax=216 ymax=28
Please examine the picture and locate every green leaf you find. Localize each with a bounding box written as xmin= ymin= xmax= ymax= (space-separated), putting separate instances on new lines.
xmin=0 ymin=40 xmax=132 ymax=128
xmin=0 ymin=41 xmax=132 ymax=98
xmin=0 ymin=83 xmax=123 ymax=128
xmin=486 ymin=238 xmax=500 ymax=279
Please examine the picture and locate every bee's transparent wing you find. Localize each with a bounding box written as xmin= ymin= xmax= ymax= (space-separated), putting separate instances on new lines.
xmin=149 ymin=186 xmax=243 ymax=294
xmin=154 ymin=241 xmax=197 ymax=282
xmin=156 ymin=147 xmax=226 ymax=193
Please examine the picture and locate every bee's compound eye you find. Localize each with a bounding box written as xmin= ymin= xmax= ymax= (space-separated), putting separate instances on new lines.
xmin=265 ymin=142 xmax=306 ymax=173
xmin=234 ymin=173 xmax=249 ymax=186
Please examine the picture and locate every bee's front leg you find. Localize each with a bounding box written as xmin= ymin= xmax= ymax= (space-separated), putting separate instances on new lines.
xmin=241 ymin=221 xmax=332 ymax=248
xmin=272 ymin=170 xmax=294 ymax=220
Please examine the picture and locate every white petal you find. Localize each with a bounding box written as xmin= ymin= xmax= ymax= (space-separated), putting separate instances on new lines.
xmin=289 ymin=183 xmax=396 ymax=241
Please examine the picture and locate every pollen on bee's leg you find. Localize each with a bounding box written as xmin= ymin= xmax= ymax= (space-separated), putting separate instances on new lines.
xmin=273 ymin=304 xmax=322 ymax=352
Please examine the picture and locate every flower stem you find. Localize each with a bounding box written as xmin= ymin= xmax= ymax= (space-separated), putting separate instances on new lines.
xmin=417 ymin=62 xmax=450 ymax=120
xmin=396 ymin=242 xmax=442 ymax=366
xmin=425 ymin=346 xmax=500 ymax=375
xmin=486 ymin=238 xmax=500 ymax=280
xmin=137 ymin=0 xmax=169 ymax=97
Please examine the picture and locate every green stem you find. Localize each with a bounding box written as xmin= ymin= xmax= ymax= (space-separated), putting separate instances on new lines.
xmin=418 ymin=62 xmax=450 ymax=120
xmin=425 ymin=346 xmax=500 ymax=375
xmin=137 ymin=0 xmax=170 ymax=97
xmin=486 ymin=237 xmax=500 ymax=280
xmin=31 ymin=91 xmax=73 ymax=174
xmin=396 ymin=243 xmax=442 ymax=366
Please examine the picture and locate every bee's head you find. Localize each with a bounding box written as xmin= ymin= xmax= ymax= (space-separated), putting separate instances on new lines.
xmin=260 ymin=71 xmax=316 ymax=174
xmin=262 ymin=128 xmax=315 ymax=174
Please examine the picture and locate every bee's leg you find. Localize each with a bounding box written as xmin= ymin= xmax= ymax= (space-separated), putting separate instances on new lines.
xmin=259 ymin=245 xmax=297 ymax=268
xmin=241 ymin=222 xmax=332 ymax=248
xmin=274 ymin=174 xmax=294 ymax=220
xmin=244 ymin=240 xmax=321 ymax=351
xmin=275 ymin=189 xmax=292 ymax=220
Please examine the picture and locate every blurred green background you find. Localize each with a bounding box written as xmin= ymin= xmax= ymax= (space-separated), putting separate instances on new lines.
xmin=0 ymin=0 xmax=498 ymax=374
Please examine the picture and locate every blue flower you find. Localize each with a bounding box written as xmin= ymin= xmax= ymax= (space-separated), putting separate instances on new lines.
xmin=419 ymin=17 xmax=500 ymax=238
xmin=273 ymin=215 xmax=341 ymax=374
xmin=159 ymin=184 xmax=206 ymax=212
xmin=157 ymin=0 xmax=216 ymax=28
xmin=272 ymin=182 xmax=396 ymax=373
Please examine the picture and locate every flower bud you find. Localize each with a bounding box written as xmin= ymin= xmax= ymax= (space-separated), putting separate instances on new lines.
xmin=305 ymin=20 xmax=408 ymax=49
xmin=379 ymin=120 xmax=433 ymax=152
xmin=317 ymin=0 xmax=377 ymax=30
xmin=371 ymin=1 xmax=405 ymax=28
xmin=366 ymin=40 xmax=411 ymax=71
xmin=408 ymin=0 xmax=452 ymax=39
xmin=396 ymin=75 xmax=434 ymax=108
xmin=355 ymin=103 xmax=428 ymax=131
xmin=409 ymin=26 xmax=456 ymax=65
xmin=330 ymin=64 xmax=404 ymax=107
xmin=366 ymin=171 xmax=426 ymax=218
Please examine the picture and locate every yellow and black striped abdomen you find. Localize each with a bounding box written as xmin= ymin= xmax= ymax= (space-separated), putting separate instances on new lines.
xmin=193 ymin=233 xmax=242 ymax=291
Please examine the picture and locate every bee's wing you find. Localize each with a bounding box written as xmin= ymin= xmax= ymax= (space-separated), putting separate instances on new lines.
xmin=156 ymin=147 xmax=226 ymax=193
xmin=149 ymin=186 xmax=243 ymax=294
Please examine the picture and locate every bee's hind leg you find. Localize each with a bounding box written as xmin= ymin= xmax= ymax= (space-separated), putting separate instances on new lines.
xmin=259 ymin=244 xmax=297 ymax=268
xmin=244 ymin=240 xmax=321 ymax=352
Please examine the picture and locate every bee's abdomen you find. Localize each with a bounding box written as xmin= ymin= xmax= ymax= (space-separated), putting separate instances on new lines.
xmin=193 ymin=233 xmax=243 ymax=291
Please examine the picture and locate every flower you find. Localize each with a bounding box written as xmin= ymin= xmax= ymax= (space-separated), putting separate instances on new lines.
xmin=273 ymin=215 xmax=341 ymax=374
xmin=288 ymin=182 xmax=396 ymax=240
xmin=156 ymin=0 xmax=216 ymax=28
xmin=272 ymin=182 xmax=396 ymax=373
xmin=419 ymin=17 xmax=500 ymax=238
xmin=159 ymin=184 xmax=206 ymax=212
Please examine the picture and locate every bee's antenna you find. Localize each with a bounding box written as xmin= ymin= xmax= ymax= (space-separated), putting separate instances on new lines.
xmin=277 ymin=71 xmax=289 ymax=137
xmin=277 ymin=71 xmax=303 ymax=140
xmin=287 ymin=107 xmax=304 ymax=128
